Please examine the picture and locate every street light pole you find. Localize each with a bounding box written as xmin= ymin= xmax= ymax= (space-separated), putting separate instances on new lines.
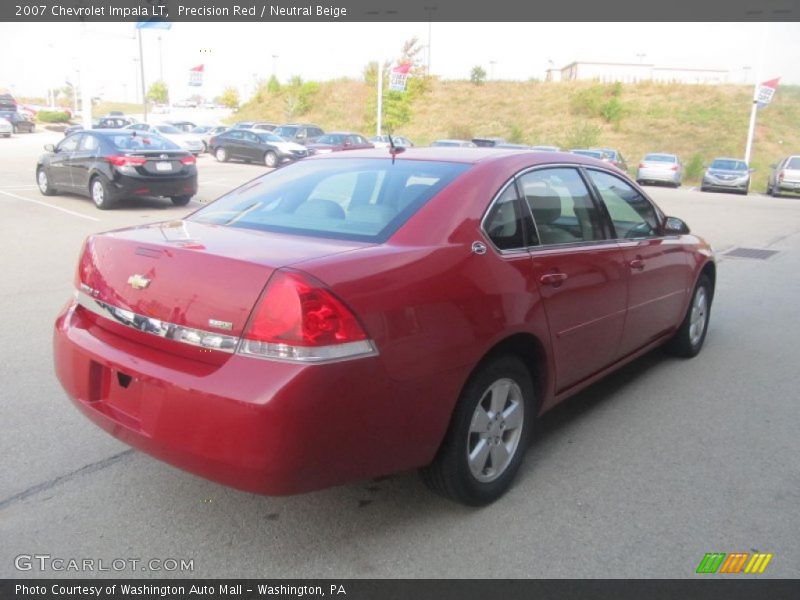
xmin=272 ymin=54 xmax=279 ymax=77
xmin=489 ymin=60 xmax=497 ymax=80
xmin=424 ymin=6 xmax=436 ymax=74
xmin=138 ymin=28 xmax=147 ymax=123
xmin=376 ymin=60 xmax=383 ymax=136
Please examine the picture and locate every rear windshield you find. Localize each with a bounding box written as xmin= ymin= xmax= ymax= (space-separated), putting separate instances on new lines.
xmin=106 ymin=134 xmax=181 ymax=151
xmin=711 ymin=159 xmax=747 ymax=171
xmin=644 ymin=154 xmax=677 ymax=162
xmin=786 ymin=157 xmax=800 ymax=169
xmin=189 ymin=158 xmax=470 ymax=242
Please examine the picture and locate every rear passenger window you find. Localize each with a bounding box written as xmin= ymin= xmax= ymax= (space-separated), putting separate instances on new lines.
xmin=484 ymin=184 xmax=530 ymax=251
xmin=587 ymin=170 xmax=659 ymax=239
xmin=519 ymin=168 xmax=605 ymax=245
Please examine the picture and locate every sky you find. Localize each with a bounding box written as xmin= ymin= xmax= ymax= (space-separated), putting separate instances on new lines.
xmin=1 ymin=22 xmax=799 ymax=102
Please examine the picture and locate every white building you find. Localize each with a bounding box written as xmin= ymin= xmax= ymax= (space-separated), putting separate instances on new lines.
xmin=549 ymin=61 xmax=728 ymax=85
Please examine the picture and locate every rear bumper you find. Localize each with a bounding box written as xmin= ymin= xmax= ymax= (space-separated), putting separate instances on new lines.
xmin=636 ymin=168 xmax=680 ymax=183
xmin=777 ymin=181 xmax=800 ymax=193
xmin=53 ymin=300 xmax=461 ymax=495
xmin=111 ymin=173 xmax=198 ymax=199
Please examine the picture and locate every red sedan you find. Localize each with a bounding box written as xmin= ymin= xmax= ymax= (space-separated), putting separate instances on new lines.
xmin=53 ymin=149 xmax=715 ymax=505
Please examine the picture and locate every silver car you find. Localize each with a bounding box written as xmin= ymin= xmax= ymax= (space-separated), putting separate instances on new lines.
xmin=0 ymin=117 xmax=12 ymax=138
xmin=767 ymin=155 xmax=800 ymax=197
xmin=701 ymin=158 xmax=751 ymax=195
xmin=636 ymin=153 xmax=683 ymax=187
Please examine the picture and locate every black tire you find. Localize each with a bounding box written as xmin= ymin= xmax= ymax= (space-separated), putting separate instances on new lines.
xmin=12 ymin=125 xmax=17 ymax=134
xmin=420 ymin=355 xmax=535 ymax=506
xmin=214 ymin=146 xmax=228 ymax=162
xmin=89 ymin=175 xmax=116 ymax=210
xmin=171 ymin=195 xmax=192 ymax=206
xmin=202 ymin=141 xmax=208 ymax=153
xmin=664 ymin=273 xmax=712 ymax=358
xmin=264 ymin=151 xmax=278 ymax=168
xmin=36 ymin=167 xmax=56 ymax=196
xmin=700 ymin=186 xmax=708 ymax=192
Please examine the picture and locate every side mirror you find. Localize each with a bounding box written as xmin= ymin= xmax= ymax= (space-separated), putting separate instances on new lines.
xmin=44 ymin=144 xmax=55 ymax=152
xmin=663 ymin=216 xmax=690 ymax=235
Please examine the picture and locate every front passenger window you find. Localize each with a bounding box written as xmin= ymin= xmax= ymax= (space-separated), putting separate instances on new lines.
xmin=587 ymin=170 xmax=659 ymax=239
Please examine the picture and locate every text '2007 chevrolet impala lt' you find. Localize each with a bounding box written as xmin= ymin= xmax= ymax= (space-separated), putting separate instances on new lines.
xmin=54 ymin=148 xmax=715 ymax=505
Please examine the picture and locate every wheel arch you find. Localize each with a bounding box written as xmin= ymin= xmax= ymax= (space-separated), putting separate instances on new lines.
xmin=699 ymin=260 xmax=716 ymax=304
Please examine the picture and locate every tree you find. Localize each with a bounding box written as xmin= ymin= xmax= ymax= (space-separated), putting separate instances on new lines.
xmin=217 ymin=86 xmax=240 ymax=108
xmin=470 ymin=66 xmax=487 ymax=85
xmin=146 ymin=80 xmax=169 ymax=104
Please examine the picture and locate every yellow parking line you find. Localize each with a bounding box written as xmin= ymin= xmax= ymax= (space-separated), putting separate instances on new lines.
xmin=0 ymin=190 xmax=100 ymax=222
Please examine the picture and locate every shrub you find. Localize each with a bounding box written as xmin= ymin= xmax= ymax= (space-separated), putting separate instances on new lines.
xmin=562 ymin=122 xmax=601 ymax=149
xmin=470 ymin=66 xmax=487 ymax=85
xmin=684 ymin=153 xmax=705 ymax=180
xmin=601 ymin=97 xmax=624 ymax=127
xmin=507 ymin=124 xmax=525 ymax=144
xmin=37 ymin=110 xmax=71 ymax=123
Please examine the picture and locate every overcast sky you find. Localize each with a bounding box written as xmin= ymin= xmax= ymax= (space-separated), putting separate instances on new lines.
xmin=2 ymin=22 xmax=799 ymax=102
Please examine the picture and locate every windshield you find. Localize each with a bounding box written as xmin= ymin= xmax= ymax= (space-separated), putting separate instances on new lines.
xmin=189 ymin=158 xmax=470 ymax=242
xmin=274 ymin=126 xmax=298 ymax=137
xmin=107 ymin=133 xmax=181 ymax=151
xmin=710 ymin=159 xmax=747 ymax=171
xmin=156 ymin=125 xmax=181 ymax=134
xmin=258 ymin=132 xmax=284 ymax=143
xmin=644 ymin=154 xmax=677 ymax=163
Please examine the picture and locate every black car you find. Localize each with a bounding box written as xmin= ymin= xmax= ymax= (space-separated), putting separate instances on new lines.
xmin=209 ymin=129 xmax=308 ymax=167
xmin=0 ymin=111 xmax=35 ymax=133
xmin=272 ymin=123 xmax=324 ymax=145
xmin=0 ymin=93 xmax=17 ymax=111
xmin=36 ymin=130 xmax=198 ymax=210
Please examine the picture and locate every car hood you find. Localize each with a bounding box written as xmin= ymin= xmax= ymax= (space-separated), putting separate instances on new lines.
xmin=272 ymin=141 xmax=307 ymax=152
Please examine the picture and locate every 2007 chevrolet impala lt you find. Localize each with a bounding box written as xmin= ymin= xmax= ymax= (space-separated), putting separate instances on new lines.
xmin=53 ymin=148 xmax=715 ymax=505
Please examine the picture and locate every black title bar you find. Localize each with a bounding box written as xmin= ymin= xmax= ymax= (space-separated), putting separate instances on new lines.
xmin=3 ymin=0 xmax=800 ymax=22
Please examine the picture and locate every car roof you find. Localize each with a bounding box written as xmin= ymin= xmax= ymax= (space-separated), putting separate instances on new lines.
xmin=308 ymin=147 xmax=611 ymax=166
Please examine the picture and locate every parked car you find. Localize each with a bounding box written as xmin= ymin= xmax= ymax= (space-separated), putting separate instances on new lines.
xmin=0 ymin=93 xmax=17 ymax=111
xmin=636 ymin=153 xmax=683 ymax=187
xmin=472 ymin=137 xmax=508 ymax=147
xmin=306 ymin=132 xmax=374 ymax=154
xmin=164 ymin=120 xmax=197 ymax=133
xmin=98 ymin=116 xmax=137 ymax=129
xmin=125 ymin=123 xmax=204 ymax=155
xmin=232 ymin=121 xmax=258 ymax=129
xmin=248 ymin=122 xmax=278 ymax=132
xmin=430 ymin=139 xmax=477 ymax=147
xmin=530 ymin=145 xmax=561 ymax=152
xmin=766 ymin=155 xmax=800 ymax=197
xmin=273 ymin=123 xmax=325 ymax=145
xmin=198 ymin=125 xmax=229 ymax=152
xmin=36 ymin=129 xmax=197 ymax=209
xmin=0 ymin=117 xmax=12 ymax=137
xmin=601 ymin=148 xmax=629 ymax=172
xmin=0 ymin=110 xmax=35 ymax=133
xmin=369 ymin=135 xmax=415 ymax=149
xmin=570 ymin=148 xmax=607 ymax=160
xmin=53 ymin=148 xmax=715 ymax=505
xmin=701 ymin=158 xmax=751 ymax=194
xmin=209 ymin=128 xmax=309 ymax=166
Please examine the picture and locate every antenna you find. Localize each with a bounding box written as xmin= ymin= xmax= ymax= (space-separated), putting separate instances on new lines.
xmin=387 ymin=132 xmax=405 ymax=164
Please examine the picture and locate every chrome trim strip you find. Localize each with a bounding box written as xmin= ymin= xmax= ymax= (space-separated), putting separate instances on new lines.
xmin=75 ymin=290 xmax=239 ymax=353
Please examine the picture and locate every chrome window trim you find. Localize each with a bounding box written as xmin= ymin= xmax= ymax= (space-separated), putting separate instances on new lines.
xmin=479 ymin=176 xmax=533 ymax=256
xmin=75 ymin=289 xmax=239 ymax=353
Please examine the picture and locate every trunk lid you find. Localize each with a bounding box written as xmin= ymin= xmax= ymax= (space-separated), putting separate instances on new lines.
xmin=77 ymin=220 xmax=370 ymax=344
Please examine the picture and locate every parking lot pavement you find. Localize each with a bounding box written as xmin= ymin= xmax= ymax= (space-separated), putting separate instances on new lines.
xmin=1 ymin=135 xmax=799 ymax=578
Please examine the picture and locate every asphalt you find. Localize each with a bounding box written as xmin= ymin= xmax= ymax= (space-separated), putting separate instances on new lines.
xmin=0 ymin=129 xmax=798 ymax=578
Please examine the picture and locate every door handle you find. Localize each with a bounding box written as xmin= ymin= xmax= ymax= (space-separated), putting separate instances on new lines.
xmin=540 ymin=272 xmax=568 ymax=286
xmin=629 ymin=258 xmax=645 ymax=270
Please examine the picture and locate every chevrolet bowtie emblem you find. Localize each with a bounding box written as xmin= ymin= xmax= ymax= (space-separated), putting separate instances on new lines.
xmin=127 ymin=274 xmax=151 ymax=290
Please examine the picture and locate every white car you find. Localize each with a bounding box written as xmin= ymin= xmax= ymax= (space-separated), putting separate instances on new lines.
xmin=0 ymin=117 xmax=12 ymax=138
xmin=369 ymin=135 xmax=414 ymax=149
xmin=124 ymin=123 xmax=205 ymax=155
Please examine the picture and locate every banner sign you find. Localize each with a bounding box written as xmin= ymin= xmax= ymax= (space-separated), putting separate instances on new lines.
xmin=756 ymin=77 xmax=780 ymax=108
xmin=389 ymin=63 xmax=412 ymax=91
xmin=188 ymin=64 xmax=204 ymax=87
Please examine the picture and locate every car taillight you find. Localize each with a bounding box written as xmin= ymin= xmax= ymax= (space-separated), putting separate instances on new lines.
xmin=180 ymin=155 xmax=196 ymax=165
xmin=107 ymin=155 xmax=146 ymax=167
xmin=638 ymin=163 xmax=646 ymax=169
xmin=670 ymin=164 xmax=679 ymax=171
xmin=237 ymin=269 xmax=376 ymax=363
xmin=778 ymin=170 xmax=785 ymax=182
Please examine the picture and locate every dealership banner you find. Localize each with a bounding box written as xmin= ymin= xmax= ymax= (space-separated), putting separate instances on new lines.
xmin=388 ymin=63 xmax=412 ymax=92
xmin=188 ymin=65 xmax=204 ymax=87
xmin=2 ymin=579 xmax=800 ymax=600
xmin=756 ymin=77 xmax=780 ymax=108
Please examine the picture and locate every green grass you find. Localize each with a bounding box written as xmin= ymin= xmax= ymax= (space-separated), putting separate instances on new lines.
xmin=230 ymin=79 xmax=800 ymax=190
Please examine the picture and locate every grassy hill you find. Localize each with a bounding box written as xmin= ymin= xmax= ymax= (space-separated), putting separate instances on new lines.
xmin=233 ymin=79 xmax=800 ymax=191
